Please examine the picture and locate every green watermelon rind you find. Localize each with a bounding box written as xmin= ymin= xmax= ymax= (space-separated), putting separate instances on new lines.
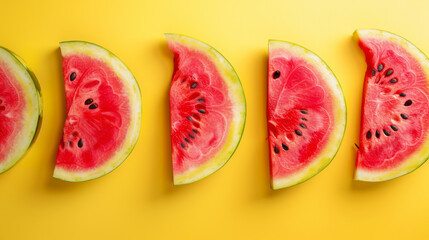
xmin=354 ymin=29 xmax=429 ymax=182
xmin=165 ymin=34 xmax=246 ymax=185
xmin=9 ymin=51 xmax=43 ymax=148
xmin=268 ymin=40 xmax=347 ymax=189
xmin=54 ymin=41 xmax=142 ymax=182
xmin=0 ymin=47 xmax=42 ymax=174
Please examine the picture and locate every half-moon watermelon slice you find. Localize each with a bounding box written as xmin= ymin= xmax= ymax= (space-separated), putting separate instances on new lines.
xmin=54 ymin=41 xmax=141 ymax=182
xmin=268 ymin=40 xmax=346 ymax=189
xmin=0 ymin=47 xmax=42 ymax=174
xmin=354 ymin=29 xmax=429 ymax=181
xmin=166 ymin=34 xmax=246 ymax=185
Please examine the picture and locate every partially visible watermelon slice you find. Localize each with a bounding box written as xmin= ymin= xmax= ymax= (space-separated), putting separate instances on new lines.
xmin=166 ymin=34 xmax=246 ymax=185
xmin=268 ymin=40 xmax=346 ymax=189
xmin=354 ymin=29 xmax=429 ymax=181
xmin=0 ymin=47 xmax=42 ymax=174
xmin=54 ymin=41 xmax=141 ymax=182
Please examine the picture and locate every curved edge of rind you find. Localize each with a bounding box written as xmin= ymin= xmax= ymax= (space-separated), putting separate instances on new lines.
xmin=165 ymin=34 xmax=246 ymax=185
xmin=0 ymin=47 xmax=42 ymax=174
xmin=9 ymin=52 xmax=43 ymax=149
xmin=268 ymin=40 xmax=347 ymax=189
xmin=353 ymin=29 xmax=429 ymax=182
xmin=54 ymin=41 xmax=142 ymax=182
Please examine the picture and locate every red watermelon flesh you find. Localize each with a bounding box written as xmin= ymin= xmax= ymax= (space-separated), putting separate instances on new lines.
xmin=0 ymin=47 xmax=41 ymax=174
xmin=269 ymin=57 xmax=333 ymax=174
xmin=54 ymin=41 xmax=141 ymax=182
xmin=355 ymin=30 xmax=429 ymax=181
xmin=166 ymin=34 xmax=246 ymax=185
xmin=0 ymin=60 xmax=26 ymax=161
xmin=57 ymin=55 xmax=129 ymax=169
xmin=268 ymin=40 xmax=346 ymax=189
xmin=169 ymin=49 xmax=233 ymax=174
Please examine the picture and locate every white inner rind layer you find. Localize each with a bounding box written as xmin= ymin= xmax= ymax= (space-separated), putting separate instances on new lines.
xmin=0 ymin=47 xmax=41 ymax=174
xmin=354 ymin=29 xmax=429 ymax=181
xmin=54 ymin=41 xmax=141 ymax=182
xmin=165 ymin=34 xmax=246 ymax=185
xmin=269 ymin=40 xmax=346 ymax=189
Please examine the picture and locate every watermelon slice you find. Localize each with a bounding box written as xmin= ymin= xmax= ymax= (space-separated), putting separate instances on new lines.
xmin=54 ymin=41 xmax=141 ymax=182
xmin=354 ymin=29 xmax=429 ymax=181
xmin=268 ymin=40 xmax=346 ymax=189
xmin=166 ymin=34 xmax=246 ymax=185
xmin=0 ymin=47 xmax=42 ymax=174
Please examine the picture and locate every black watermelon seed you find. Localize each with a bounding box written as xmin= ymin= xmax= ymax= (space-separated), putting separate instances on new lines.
xmin=274 ymin=145 xmax=280 ymax=153
xmin=404 ymin=100 xmax=412 ymax=106
xmin=372 ymin=69 xmax=376 ymax=76
xmin=366 ymin=131 xmax=372 ymax=139
xmin=354 ymin=143 xmax=360 ymax=149
xmin=186 ymin=116 xmax=192 ymax=121
xmin=299 ymin=123 xmax=306 ymax=129
xmin=191 ymin=82 xmax=198 ymax=89
xmin=198 ymin=98 xmax=205 ymax=102
xmin=300 ymin=110 xmax=307 ymax=114
xmin=390 ymin=78 xmax=398 ymax=83
xmin=198 ymin=109 xmax=206 ymax=114
xmin=383 ymin=129 xmax=391 ymax=136
xmin=89 ymin=103 xmax=98 ymax=109
xmin=85 ymin=98 xmax=93 ymax=105
xmin=378 ymin=64 xmax=384 ymax=72
xmin=70 ymin=72 xmax=76 ymax=81
xmin=273 ymin=71 xmax=281 ymax=79
xmin=385 ymin=69 xmax=393 ymax=77
xmin=400 ymin=113 xmax=408 ymax=119
xmin=391 ymin=125 xmax=398 ymax=131
xmin=189 ymin=134 xmax=195 ymax=139
xmin=192 ymin=129 xmax=198 ymax=134
xmin=282 ymin=143 xmax=289 ymax=151
xmin=184 ymin=138 xmax=190 ymax=143
xmin=78 ymin=139 xmax=83 ymax=148
xmin=301 ymin=118 xmax=307 ymax=121
xmin=181 ymin=143 xmax=185 ymax=148
xmin=400 ymin=92 xmax=406 ymax=97
xmin=375 ymin=130 xmax=380 ymax=138
xmin=295 ymin=129 xmax=302 ymax=136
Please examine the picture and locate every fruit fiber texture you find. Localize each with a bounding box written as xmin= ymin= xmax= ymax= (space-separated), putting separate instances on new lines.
xmin=0 ymin=47 xmax=41 ymax=174
xmin=355 ymin=29 xmax=429 ymax=181
xmin=166 ymin=34 xmax=246 ymax=185
xmin=268 ymin=40 xmax=346 ymax=189
xmin=54 ymin=41 xmax=141 ymax=182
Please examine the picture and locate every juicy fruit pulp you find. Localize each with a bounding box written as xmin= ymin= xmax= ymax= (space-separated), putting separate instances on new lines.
xmin=54 ymin=41 xmax=141 ymax=182
xmin=355 ymin=29 xmax=429 ymax=181
xmin=268 ymin=40 xmax=346 ymax=189
xmin=166 ymin=34 xmax=246 ymax=185
xmin=0 ymin=47 xmax=41 ymax=174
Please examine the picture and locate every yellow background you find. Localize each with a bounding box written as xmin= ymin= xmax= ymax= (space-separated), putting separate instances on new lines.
xmin=1 ymin=0 xmax=429 ymax=239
